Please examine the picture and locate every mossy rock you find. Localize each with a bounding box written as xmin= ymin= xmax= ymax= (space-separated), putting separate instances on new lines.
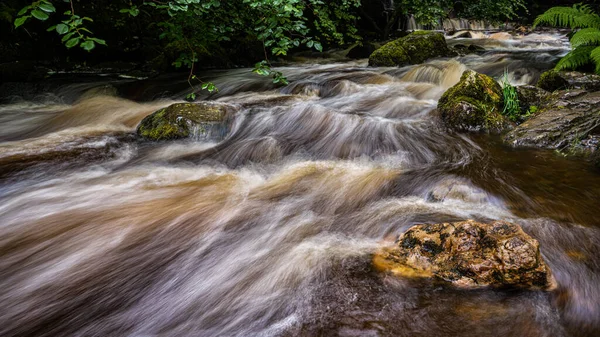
xmin=137 ymin=102 xmax=236 ymax=141
xmin=347 ymin=42 xmax=378 ymax=59
xmin=438 ymin=70 xmax=510 ymax=133
xmin=368 ymin=31 xmax=451 ymax=67
xmin=536 ymin=70 xmax=569 ymax=92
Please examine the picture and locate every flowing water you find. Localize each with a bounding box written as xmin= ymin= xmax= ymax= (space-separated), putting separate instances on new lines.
xmin=1 ymin=32 xmax=599 ymax=337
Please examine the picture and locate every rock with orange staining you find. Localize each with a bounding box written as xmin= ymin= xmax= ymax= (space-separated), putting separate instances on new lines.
xmin=374 ymin=220 xmax=556 ymax=289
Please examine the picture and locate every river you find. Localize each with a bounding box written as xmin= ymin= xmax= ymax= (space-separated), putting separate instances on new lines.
xmin=0 ymin=31 xmax=599 ymax=337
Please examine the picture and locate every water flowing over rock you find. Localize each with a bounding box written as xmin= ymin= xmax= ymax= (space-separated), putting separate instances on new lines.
xmin=137 ymin=102 xmax=236 ymax=141
xmin=374 ymin=220 xmax=555 ymax=289
xmin=437 ymin=70 xmax=510 ymax=133
xmin=368 ymin=31 xmax=451 ymax=67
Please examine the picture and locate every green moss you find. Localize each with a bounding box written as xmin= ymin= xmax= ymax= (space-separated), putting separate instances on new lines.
xmin=137 ymin=102 xmax=230 ymax=141
xmin=537 ymin=70 xmax=569 ymax=92
xmin=368 ymin=32 xmax=450 ymax=67
xmin=438 ymin=70 xmax=509 ymax=133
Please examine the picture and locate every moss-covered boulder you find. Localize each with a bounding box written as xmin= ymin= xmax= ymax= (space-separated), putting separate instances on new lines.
xmin=536 ymin=70 xmax=569 ymax=92
xmin=137 ymin=102 xmax=236 ymax=141
xmin=373 ymin=220 xmax=555 ymax=289
xmin=368 ymin=31 xmax=451 ymax=67
xmin=437 ymin=70 xmax=510 ymax=133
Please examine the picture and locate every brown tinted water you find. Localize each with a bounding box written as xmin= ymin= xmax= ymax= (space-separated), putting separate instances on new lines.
xmin=0 ymin=32 xmax=598 ymax=337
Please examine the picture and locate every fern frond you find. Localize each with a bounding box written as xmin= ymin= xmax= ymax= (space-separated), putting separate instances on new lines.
xmin=555 ymin=46 xmax=594 ymax=71
xmin=574 ymin=4 xmax=594 ymax=15
xmin=534 ymin=5 xmax=600 ymax=29
xmin=570 ymin=28 xmax=600 ymax=48
xmin=591 ymin=46 xmax=600 ymax=74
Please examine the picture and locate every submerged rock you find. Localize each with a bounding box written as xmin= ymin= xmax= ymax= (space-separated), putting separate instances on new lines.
xmin=137 ymin=102 xmax=236 ymax=141
xmin=536 ymin=70 xmax=569 ymax=92
xmin=374 ymin=220 xmax=555 ymax=289
xmin=450 ymin=44 xmax=486 ymax=56
xmin=437 ymin=70 xmax=510 ymax=133
xmin=368 ymin=31 xmax=451 ymax=67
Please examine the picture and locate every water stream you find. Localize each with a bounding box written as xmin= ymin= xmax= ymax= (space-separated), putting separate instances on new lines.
xmin=1 ymin=32 xmax=599 ymax=337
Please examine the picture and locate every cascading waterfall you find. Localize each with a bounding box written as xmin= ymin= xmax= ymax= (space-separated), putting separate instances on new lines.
xmin=0 ymin=31 xmax=599 ymax=337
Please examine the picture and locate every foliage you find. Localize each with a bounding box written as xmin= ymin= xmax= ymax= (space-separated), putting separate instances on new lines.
xmin=534 ymin=4 xmax=600 ymax=74
xmin=500 ymin=70 xmax=521 ymax=122
xmin=14 ymin=0 xmax=361 ymax=98
xmin=15 ymin=0 xmax=105 ymax=51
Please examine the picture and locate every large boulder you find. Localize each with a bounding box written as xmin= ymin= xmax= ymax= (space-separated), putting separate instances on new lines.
xmin=437 ymin=70 xmax=510 ymax=133
xmin=373 ymin=220 xmax=555 ymax=289
xmin=368 ymin=31 xmax=451 ymax=67
xmin=137 ymin=102 xmax=236 ymax=141
xmin=504 ymin=90 xmax=600 ymax=150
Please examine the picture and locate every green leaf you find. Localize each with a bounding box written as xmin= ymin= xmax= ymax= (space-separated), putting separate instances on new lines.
xmin=14 ymin=16 xmax=28 ymax=28
xmin=56 ymin=23 xmax=69 ymax=34
xmin=90 ymin=38 xmax=106 ymax=45
xmin=31 ymin=9 xmax=49 ymax=20
xmin=46 ymin=25 xmax=57 ymax=32
xmin=17 ymin=7 xmax=30 ymax=16
xmin=65 ymin=37 xmax=80 ymax=48
xmin=38 ymin=3 xmax=56 ymax=13
xmin=61 ymin=31 xmax=75 ymax=42
xmin=80 ymin=40 xmax=95 ymax=51
xmin=314 ymin=42 xmax=323 ymax=52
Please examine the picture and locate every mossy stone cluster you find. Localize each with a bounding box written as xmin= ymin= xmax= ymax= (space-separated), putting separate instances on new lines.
xmin=438 ymin=70 xmax=510 ymax=133
xmin=137 ymin=102 xmax=234 ymax=140
xmin=536 ymin=70 xmax=569 ymax=92
xmin=368 ymin=31 xmax=451 ymax=67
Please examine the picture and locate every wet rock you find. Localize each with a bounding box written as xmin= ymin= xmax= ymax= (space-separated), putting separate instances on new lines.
xmin=437 ymin=70 xmax=511 ymax=133
xmin=451 ymin=44 xmax=486 ymax=56
xmin=536 ymin=70 xmax=569 ymax=92
xmin=559 ymin=71 xmax=600 ymax=92
xmin=368 ymin=31 xmax=451 ymax=67
xmin=515 ymin=85 xmax=550 ymax=117
xmin=374 ymin=220 xmax=555 ymax=289
xmin=516 ymin=85 xmax=550 ymax=109
xmin=504 ymin=90 xmax=600 ymax=150
xmin=137 ymin=102 xmax=236 ymax=141
xmin=347 ymin=42 xmax=378 ymax=59
xmin=427 ymin=177 xmax=490 ymax=204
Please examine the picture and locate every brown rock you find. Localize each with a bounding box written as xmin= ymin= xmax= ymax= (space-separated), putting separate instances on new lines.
xmin=374 ymin=220 xmax=555 ymax=289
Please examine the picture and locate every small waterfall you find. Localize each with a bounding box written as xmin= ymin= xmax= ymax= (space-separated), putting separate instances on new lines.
xmin=404 ymin=16 xmax=512 ymax=32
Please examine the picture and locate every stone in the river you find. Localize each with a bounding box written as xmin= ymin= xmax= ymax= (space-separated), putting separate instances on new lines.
xmin=427 ymin=177 xmax=490 ymax=204
xmin=559 ymin=71 xmax=600 ymax=92
xmin=504 ymin=90 xmax=600 ymax=150
xmin=368 ymin=31 xmax=451 ymax=67
xmin=451 ymin=44 xmax=486 ymax=56
xmin=347 ymin=42 xmax=378 ymax=59
xmin=374 ymin=220 xmax=555 ymax=289
xmin=515 ymin=85 xmax=550 ymax=113
xmin=437 ymin=70 xmax=510 ymax=133
xmin=536 ymin=70 xmax=569 ymax=92
xmin=137 ymin=102 xmax=236 ymax=140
